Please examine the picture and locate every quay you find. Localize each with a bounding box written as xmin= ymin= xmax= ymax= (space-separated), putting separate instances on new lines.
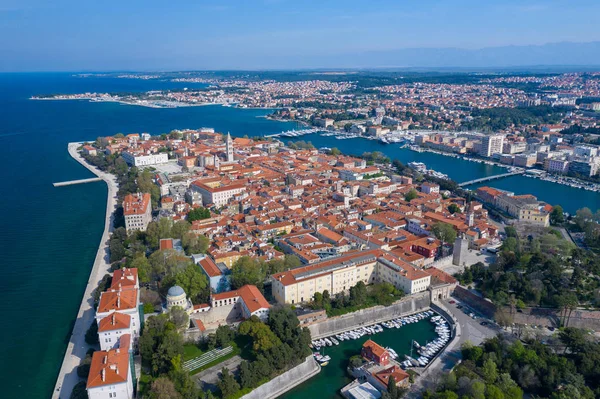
xmin=53 ymin=177 xmax=103 ymax=187
xmin=52 ymin=143 xmax=119 ymax=399
xmin=458 ymin=171 xmax=524 ymax=187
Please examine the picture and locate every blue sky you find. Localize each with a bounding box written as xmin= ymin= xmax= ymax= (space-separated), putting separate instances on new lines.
xmin=2 ymin=0 xmax=600 ymax=71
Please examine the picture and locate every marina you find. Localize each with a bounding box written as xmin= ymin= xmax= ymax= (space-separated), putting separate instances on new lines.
xmin=310 ymin=310 xmax=451 ymax=370
xmin=281 ymin=315 xmax=441 ymax=399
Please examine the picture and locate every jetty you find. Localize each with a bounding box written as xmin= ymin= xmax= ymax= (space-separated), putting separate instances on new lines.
xmin=458 ymin=171 xmax=524 ymax=187
xmin=53 ymin=177 xmax=102 ymax=187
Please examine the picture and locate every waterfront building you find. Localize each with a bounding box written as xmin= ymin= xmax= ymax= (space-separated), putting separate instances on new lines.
xmin=82 ymin=145 xmax=98 ymax=156
xmin=96 ymin=288 xmax=140 ymax=343
xmin=544 ymin=158 xmax=570 ymax=174
xmin=121 ymin=151 xmax=168 ymax=167
xmin=98 ymin=313 xmax=132 ymax=351
xmin=479 ymin=134 xmax=505 ymax=157
xmin=514 ymin=153 xmax=537 ymax=168
xmin=123 ymin=193 xmax=152 ymax=232
xmin=420 ymin=182 xmax=439 ymax=195
xmin=361 ymin=340 xmax=390 ymax=366
xmin=87 ymin=335 xmax=134 ymax=399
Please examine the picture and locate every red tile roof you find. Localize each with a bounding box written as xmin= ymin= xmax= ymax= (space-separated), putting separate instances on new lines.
xmin=87 ymin=347 xmax=130 ymax=388
xmin=98 ymin=312 xmax=131 ymax=332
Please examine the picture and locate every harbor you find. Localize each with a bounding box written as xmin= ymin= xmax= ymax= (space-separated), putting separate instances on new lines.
xmin=281 ymin=314 xmax=441 ymax=399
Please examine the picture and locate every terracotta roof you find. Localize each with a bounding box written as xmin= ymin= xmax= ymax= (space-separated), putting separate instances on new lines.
xmin=110 ymin=268 xmax=138 ymax=290
xmin=98 ymin=312 xmax=131 ymax=332
xmin=199 ymin=256 xmax=222 ymax=277
xmin=363 ymin=339 xmax=388 ymax=358
xmin=212 ymin=285 xmax=270 ymax=313
xmin=159 ymin=238 xmax=174 ymax=250
xmin=123 ymin=193 xmax=150 ymax=216
xmin=87 ymin=347 xmax=130 ymax=388
xmin=424 ymin=267 xmax=457 ymax=285
xmin=98 ymin=289 xmax=138 ymax=313
xmin=374 ymin=365 xmax=409 ymax=386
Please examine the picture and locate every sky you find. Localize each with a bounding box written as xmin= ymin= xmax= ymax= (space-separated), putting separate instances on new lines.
xmin=2 ymin=0 xmax=600 ymax=71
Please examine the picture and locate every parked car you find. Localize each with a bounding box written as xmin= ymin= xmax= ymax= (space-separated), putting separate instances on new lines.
xmin=480 ymin=321 xmax=488 ymax=326
xmin=456 ymin=304 xmax=463 ymax=309
xmin=449 ymin=300 xmax=456 ymax=304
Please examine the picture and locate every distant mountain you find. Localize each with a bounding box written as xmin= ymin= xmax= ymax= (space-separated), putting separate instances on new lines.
xmin=332 ymin=41 xmax=600 ymax=69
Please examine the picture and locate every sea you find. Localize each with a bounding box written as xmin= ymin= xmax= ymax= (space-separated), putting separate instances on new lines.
xmin=0 ymin=73 xmax=597 ymax=399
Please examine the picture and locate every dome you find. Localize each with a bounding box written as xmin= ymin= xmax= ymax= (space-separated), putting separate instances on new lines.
xmin=167 ymin=285 xmax=185 ymax=297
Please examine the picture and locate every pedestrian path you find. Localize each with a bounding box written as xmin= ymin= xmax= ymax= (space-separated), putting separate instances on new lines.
xmin=183 ymin=346 xmax=234 ymax=372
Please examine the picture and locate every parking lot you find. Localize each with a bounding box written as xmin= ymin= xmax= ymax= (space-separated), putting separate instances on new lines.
xmin=443 ymin=298 xmax=499 ymax=346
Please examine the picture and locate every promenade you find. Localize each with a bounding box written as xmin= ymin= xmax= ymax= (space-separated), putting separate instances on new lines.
xmin=52 ymin=143 xmax=119 ymax=399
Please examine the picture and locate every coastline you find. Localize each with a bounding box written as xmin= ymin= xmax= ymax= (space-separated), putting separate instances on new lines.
xmin=52 ymin=143 xmax=119 ymax=399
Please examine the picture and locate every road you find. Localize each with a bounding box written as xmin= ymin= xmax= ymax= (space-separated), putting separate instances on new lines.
xmin=52 ymin=143 xmax=119 ymax=399
xmin=192 ymin=355 xmax=243 ymax=393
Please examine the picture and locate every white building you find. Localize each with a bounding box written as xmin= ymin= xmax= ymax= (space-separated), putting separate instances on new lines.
xmin=479 ymin=134 xmax=505 ymax=157
xmin=87 ymin=336 xmax=134 ymax=399
xmin=98 ymin=313 xmax=132 ymax=351
xmin=190 ymin=177 xmax=247 ymax=207
xmin=121 ymin=151 xmax=168 ymax=167
xmin=123 ymin=193 xmax=152 ymax=232
xmin=211 ymin=284 xmax=271 ymax=321
xmin=96 ymin=288 xmax=141 ymax=343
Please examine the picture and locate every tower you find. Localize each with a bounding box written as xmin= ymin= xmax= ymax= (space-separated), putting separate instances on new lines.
xmin=226 ymin=132 xmax=233 ymax=163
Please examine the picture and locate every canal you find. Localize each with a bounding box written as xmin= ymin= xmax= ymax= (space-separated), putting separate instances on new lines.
xmin=280 ymin=318 xmax=439 ymax=399
xmin=285 ymin=133 xmax=600 ymax=213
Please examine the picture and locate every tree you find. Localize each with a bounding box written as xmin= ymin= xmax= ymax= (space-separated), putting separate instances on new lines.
xmin=431 ymin=222 xmax=457 ymax=246
xmin=218 ymin=368 xmax=240 ymax=398
xmin=169 ymin=306 xmax=190 ymax=330
xmin=149 ymin=377 xmax=182 ymax=399
xmin=483 ymin=358 xmax=498 ymax=383
xmin=169 ymin=368 xmax=199 ymax=399
xmin=215 ymin=325 xmax=235 ymax=347
xmin=85 ymin=319 xmax=99 ymax=345
xmin=187 ymin=207 xmax=211 ymax=222
xmin=404 ymin=188 xmax=418 ymax=202
xmin=239 ymin=316 xmax=281 ymax=353
xmin=131 ymin=255 xmax=151 ymax=283
xmin=76 ymin=355 xmax=92 ymax=378
xmin=349 ymin=355 xmax=363 ymax=369
xmin=171 ymin=220 xmax=191 ymax=240
xmin=550 ymin=205 xmax=565 ymax=225
xmin=181 ymin=232 xmax=209 ymax=255
xmin=70 ymin=381 xmax=87 ymax=399
xmin=349 ymin=281 xmax=368 ymax=306
xmin=163 ymin=263 xmax=209 ymax=304
xmin=330 ymin=147 xmax=342 ymax=156
xmin=231 ymin=256 xmax=266 ymax=289
xmin=574 ymin=208 xmax=593 ymax=230
xmin=239 ymin=360 xmax=256 ymax=389
xmin=559 ymin=327 xmax=587 ymax=354
xmin=387 ymin=375 xmax=398 ymax=398
xmin=448 ymin=203 xmax=461 ymax=214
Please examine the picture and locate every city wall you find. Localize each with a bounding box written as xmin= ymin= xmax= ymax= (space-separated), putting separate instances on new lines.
xmin=511 ymin=307 xmax=600 ymax=331
xmin=308 ymin=292 xmax=431 ymax=339
xmin=452 ymin=286 xmax=496 ymax=318
xmin=239 ymin=356 xmax=320 ymax=399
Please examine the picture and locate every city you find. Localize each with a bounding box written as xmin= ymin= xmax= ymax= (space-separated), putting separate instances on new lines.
xmin=3 ymin=2 xmax=600 ymax=399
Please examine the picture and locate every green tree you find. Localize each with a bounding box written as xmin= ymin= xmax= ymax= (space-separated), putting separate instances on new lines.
xmin=574 ymin=208 xmax=593 ymax=230
xmin=239 ymin=360 xmax=256 ymax=389
xmin=181 ymin=232 xmax=209 ymax=255
xmin=486 ymin=385 xmax=505 ymax=399
xmin=130 ymin=255 xmax=151 ymax=283
xmin=76 ymin=355 xmax=92 ymax=378
xmin=349 ymin=281 xmax=368 ymax=306
xmin=550 ymin=205 xmax=565 ymax=225
xmin=431 ymin=222 xmax=457 ymax=246
xmin=483 ymin=358 xmax=498 ymax=383
xmin=187 ymin=207 xmax=211 ymax=222
xmin=169 ymin=306 xmax=190 ymax=330
xmin=171 ymin=220 xmax=191 ymax=240
xmin=330 ymin=147 xmax=342 ymax=156
xmin=239 ymin=316 xmax=281 ymax=354
xmin=85 ymin=319 xmax=99 ymax=345
xmin=70 ymin=381 xmax=88 ymax=399
xmin=169 ymin=368 xmax=199 ymax=399
xmin=231 ymin=256 xmax=266 ymax=289
xmin=404 ymin=188 xmax=418 ymax=202
xmin=218 ymin=368 xmax=240 ymax=398
xmin=448 ymin=203 xmax=461 ymax=214
xmin=163 ymin=263 xmax=208 ymax=304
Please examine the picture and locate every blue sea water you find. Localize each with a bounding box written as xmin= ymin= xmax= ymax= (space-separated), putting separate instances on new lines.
xmin=0 ymin=73 xmax=598 ymax=399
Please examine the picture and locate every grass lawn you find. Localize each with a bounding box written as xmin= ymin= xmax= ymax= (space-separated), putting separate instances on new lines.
xmin=183 ymin=343 xmax=206 ymax=361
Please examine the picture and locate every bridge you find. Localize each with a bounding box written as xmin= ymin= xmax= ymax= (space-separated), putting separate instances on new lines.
xmin=53 ymin=177 xmax=103 ymax=187
xmin=458 ymin=171 xmax=524 ymax=187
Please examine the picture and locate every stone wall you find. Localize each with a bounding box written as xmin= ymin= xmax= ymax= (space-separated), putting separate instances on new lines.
xmin=308 ymin=292 xmax=431 ymax=339
xmin=453 ymin=286 xmax=496 ymax=318
xmin=239 ymin=356 xmax=320 ymax=399
xmin=511 ymin=307 xmax=600 ymax=331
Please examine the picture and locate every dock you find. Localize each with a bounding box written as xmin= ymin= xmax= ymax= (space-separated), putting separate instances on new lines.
xmin=458 ymin=171 xmax=524 ymax=187
xmin=53 ymin=177 xmax=103 ymax=187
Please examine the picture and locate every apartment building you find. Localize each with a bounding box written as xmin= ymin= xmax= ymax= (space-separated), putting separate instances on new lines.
xmin=121 ymin=151 xmax=168 ymax=167
xmin=123 ymin=193 xmax=152 ymax=232
xmin=87 ymin=336 xmax=134 ymax=399
xmin=479 ymin=134 xmax=505 ymax=157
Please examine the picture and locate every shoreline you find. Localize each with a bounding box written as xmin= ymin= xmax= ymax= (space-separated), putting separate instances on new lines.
xmin=52 ymin=142 xmax=119 ymax=399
